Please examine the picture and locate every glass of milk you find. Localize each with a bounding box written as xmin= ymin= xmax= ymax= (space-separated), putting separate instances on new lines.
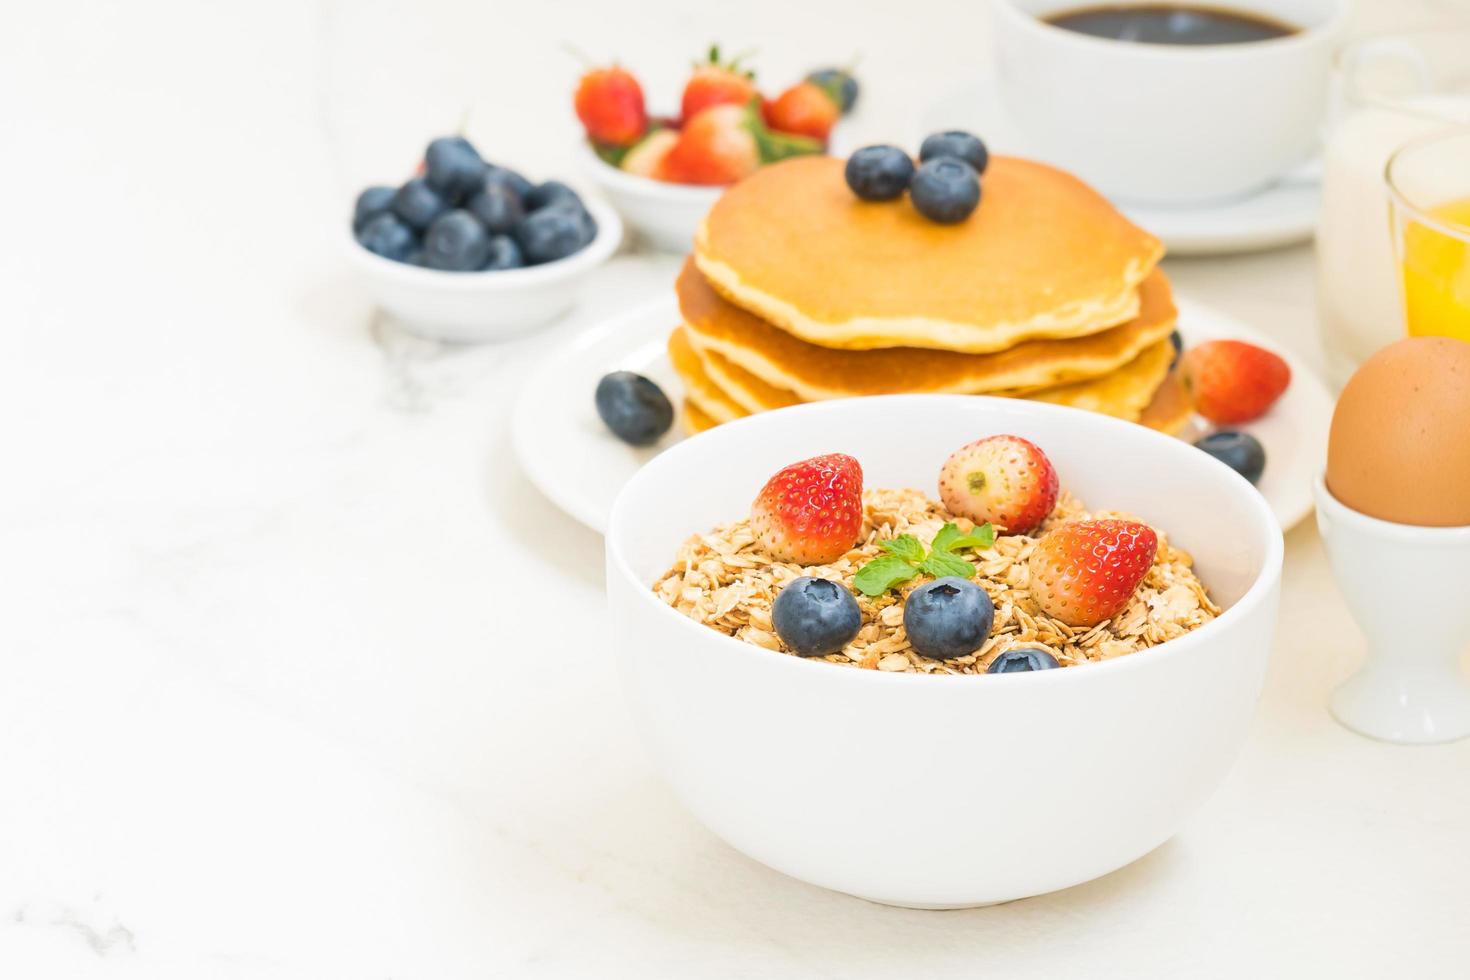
xmin=1316 ymin=32 xmax=1470 ymax=388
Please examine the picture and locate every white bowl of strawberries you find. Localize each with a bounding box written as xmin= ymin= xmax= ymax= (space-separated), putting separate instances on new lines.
xmin=573 ymin=50 xmax=858 ymax=252
xmin=605 ymin=395 xmax=1283 ymax=908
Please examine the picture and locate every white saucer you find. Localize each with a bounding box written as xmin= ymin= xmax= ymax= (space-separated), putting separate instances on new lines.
xmin=512 ymin=295 xmax=1333 ymax=534
xmin=917 ymin=80 xmax=1321 ymax=256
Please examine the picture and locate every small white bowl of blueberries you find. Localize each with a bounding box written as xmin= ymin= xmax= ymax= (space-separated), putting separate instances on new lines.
xmin=347 ymin=134 xmax=622 ymax=343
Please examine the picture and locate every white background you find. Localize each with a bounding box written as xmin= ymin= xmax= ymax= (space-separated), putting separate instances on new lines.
xmin=3 ymin=0 xmax=1469 ymax=977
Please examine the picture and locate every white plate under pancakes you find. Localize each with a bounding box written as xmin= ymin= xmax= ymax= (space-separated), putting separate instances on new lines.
xmin=512 ymin=294 xmax=1333 ymax=533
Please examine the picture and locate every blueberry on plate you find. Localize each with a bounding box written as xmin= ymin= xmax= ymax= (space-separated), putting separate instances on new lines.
xmin=772 ymin=577 xmax=863 ymax=658
xmin=483 ymin=164 xmax=534 ymax=201
xmin=480 ymin=234 xmax=524 ymax=271
xmin=355 ymin=212 xmax=417 ymax=261
xmin=525 ymin=180 xmax=583 ymax=213
xmin=910 ymin=158 xmax=981 ymax=224
xmin=353 ymin=185 xmax=396 ymax=232
xmin=424 ymin=136 xmax=488 ymax=201
xmin=987 ymin=647 xmax=1061 ymax=674
xmin=903 ymin=577 xmax=995 ymax=660
xmin=918 ymin=130 xmax=989 ymax=176
xmin=806 ymin=67 xmax=859 ymax=114
xmin=392 ymin=177 xmax=450 ymax=231
xmin=422 ymin=210 xmax=492 ymax=271
xmin=595 ymin=371 xmax=674 ymax=446
xmin=515 ymin=203 xmax=594 ymax=264
xmin=466 ymin=183 xmax=525 ymax=235
xmin=1194 ymin=430 xmax=1266 ymax=485
xmin=844 ymin=145 xmax=915 ymax=202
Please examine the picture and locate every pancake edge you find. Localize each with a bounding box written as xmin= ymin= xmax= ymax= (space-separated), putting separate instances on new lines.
xmin=693 ymin=232 xmax=1162 ymax=353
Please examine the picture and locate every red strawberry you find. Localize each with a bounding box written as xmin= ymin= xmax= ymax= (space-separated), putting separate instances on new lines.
xmin=620 ymin=129 xmax=678 ymax=180
xmin=1179 ymin=339 xmax=1292 ymax=425
xmin=751 ymin=453 xmax=864 ymax=565
xmin=681 ymin=45 xmax=757 ymax=123
xmin=938 ymin=435 xmax=1059 ymax=535
xmin=764 ymin=81 xmax=840 ymax=142
xmin=663 ymin=104 xmax=760 ymax=185
xmin=1028 ymin=520 xmax=1158 ymax=627
xmin=575 ymin=66 xmax=648 ymax=147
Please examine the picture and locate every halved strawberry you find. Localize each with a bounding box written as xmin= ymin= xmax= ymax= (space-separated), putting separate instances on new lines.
xmin=575 ymin=65 xmax=647 ymax=148
xmin=1179 ymin=339 xmax=1291 ymax=425
xmin=938 ymin=435 xmax=1058 ymax=535
xmin=751 ymin=453 xmax=864 ymax=565
xmin=681 ymin=45 xmax=757 ymax=124
xmin=1027 ymin=520 xmax=1158 ymax=627
xmin=764 ymin=81 xmax=840 ymax=142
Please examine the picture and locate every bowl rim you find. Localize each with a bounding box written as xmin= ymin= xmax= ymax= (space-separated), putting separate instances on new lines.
xmin=576 ymin=140 xmax=728 ymax=200
xmin=345 ymin=194 xmax=622 ymax=289
xmin=606 ymin=395 xmax=1285 ymax=687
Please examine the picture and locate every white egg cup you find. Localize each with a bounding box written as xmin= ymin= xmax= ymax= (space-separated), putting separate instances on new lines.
xmin=1315 ymin=477 xmax=1470 ymax=744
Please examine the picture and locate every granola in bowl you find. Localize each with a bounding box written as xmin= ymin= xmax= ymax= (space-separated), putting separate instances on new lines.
xmin=652 ymin=439 xmax=1221 ymax=674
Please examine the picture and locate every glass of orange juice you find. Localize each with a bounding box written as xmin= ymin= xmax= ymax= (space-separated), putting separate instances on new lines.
xmin=1388 ymin=128 xmax=1470 ymax=342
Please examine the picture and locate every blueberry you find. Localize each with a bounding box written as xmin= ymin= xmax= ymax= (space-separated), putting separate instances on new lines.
xmin=424 ymin=136 xmax=488 ymax=201
xmin=353 ymin=185 xmax=396 ymax=232
xmin=903 ymin=577 xmax=994 ymax=660
xmin=515 ymin=203 xmax=594 ymax=264
xmin=392 ymin=177 xmax=450 ymax=231
xmin=1169 ymin=330 xmax=1183 ymax=370
xmin=844 ymin=145 xmax=915 ymax=201
xmin=910 ymin=158 xmax=981 ymax=224
xmin=421 ymin=210 xmax=492 ymax=271
xmin=807 ymin=67 xmax=859 ymax=114
xmin=466 ymin=182 xmax=525 ymax=235
xmin=918 ymin=130 xmax=989 ymax=175
xmin=595 ymin=371 xmax=674 ymax=446
xmin=1194 ymin=430 xmax=1266 ymax=485
xmin=772 ymin=577 xmax=863 ymax=658
xmin=480 ymin=234 xmax=524 ymax=271
xmin=987 ymin=647 xmax=1061 ymax=674
xmin=354 ymin=212 xmax=417 ymax=261
xmin=484 ymin=165 xmax=534 ymax=201
xmin=526 ymin=180 xmax=583 ymax=213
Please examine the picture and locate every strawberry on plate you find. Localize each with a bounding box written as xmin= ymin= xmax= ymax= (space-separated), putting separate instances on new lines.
xmin=663 ymin=104 xmax=823 ymax=185
xmin=575 ymin=65 xmax=648 ymax=147
xmin=764 ymin=81 xmax=840 ymax=142
xmin=1028 ymin=520 xmax=1158 ymax=627
xmin=1179 ymin=339 xmax=1292 ymax=425
xmin=938 ymin=435 xmax=1059 ymax=535
xmin=681 ymin=45 xmax=757 ymax=124
xmin=751 ymin=453 xmax=864 ymax=565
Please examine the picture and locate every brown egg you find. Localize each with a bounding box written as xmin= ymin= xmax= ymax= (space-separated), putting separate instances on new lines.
xmin=1326 ymin=336 xmax=1470 ymax=526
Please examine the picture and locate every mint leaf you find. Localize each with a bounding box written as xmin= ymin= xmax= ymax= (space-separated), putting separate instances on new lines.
xmin=918 ymin=551 xmax=976 ymax=580
xmin=877 ymin=534 xmax=925 ymax=563
xmin=931 ymin=522 xmax=996 ymax=554
xmin=853 ymin=555 xmax=920 ymax=597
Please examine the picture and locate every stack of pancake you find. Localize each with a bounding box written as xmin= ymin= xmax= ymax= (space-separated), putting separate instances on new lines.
xmin=668 ymin=155 xmax=1193 ymax=435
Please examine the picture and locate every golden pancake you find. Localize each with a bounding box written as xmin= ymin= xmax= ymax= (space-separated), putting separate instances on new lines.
xmin=683 ymin=398 xmax=718 ymax=435
xmin=1022 ymin=339 xmax=1174 ymax=421
xmin=667 ymin=327 xmax=746 ymax=425
xmin=694 ymin=155 xmax=1163 ymax=353
xmin=1140 ymin=369 xmax=1195 ymax=435
xmin=682 ymin=328 xmax=1174 ymax=425
xmin=678 ymin=258 xmax=1178 ymax=400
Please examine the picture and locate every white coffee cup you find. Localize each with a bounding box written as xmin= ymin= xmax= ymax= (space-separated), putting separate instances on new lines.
xmin=991 ymin=0 xmax=1352 ymax=205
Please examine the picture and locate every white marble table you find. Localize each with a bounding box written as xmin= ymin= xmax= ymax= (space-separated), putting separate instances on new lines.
xmin=4 ymin=1 xmax=1468 ymax=977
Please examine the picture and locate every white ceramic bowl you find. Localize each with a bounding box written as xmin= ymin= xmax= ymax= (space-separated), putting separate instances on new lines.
xmin=345 ymin=196 xmax=622 ymax=343
xmin=606 ymin=396 xmax=1283 ymax=908
xmin=577 ymin=142 xmax=721 ymax=253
